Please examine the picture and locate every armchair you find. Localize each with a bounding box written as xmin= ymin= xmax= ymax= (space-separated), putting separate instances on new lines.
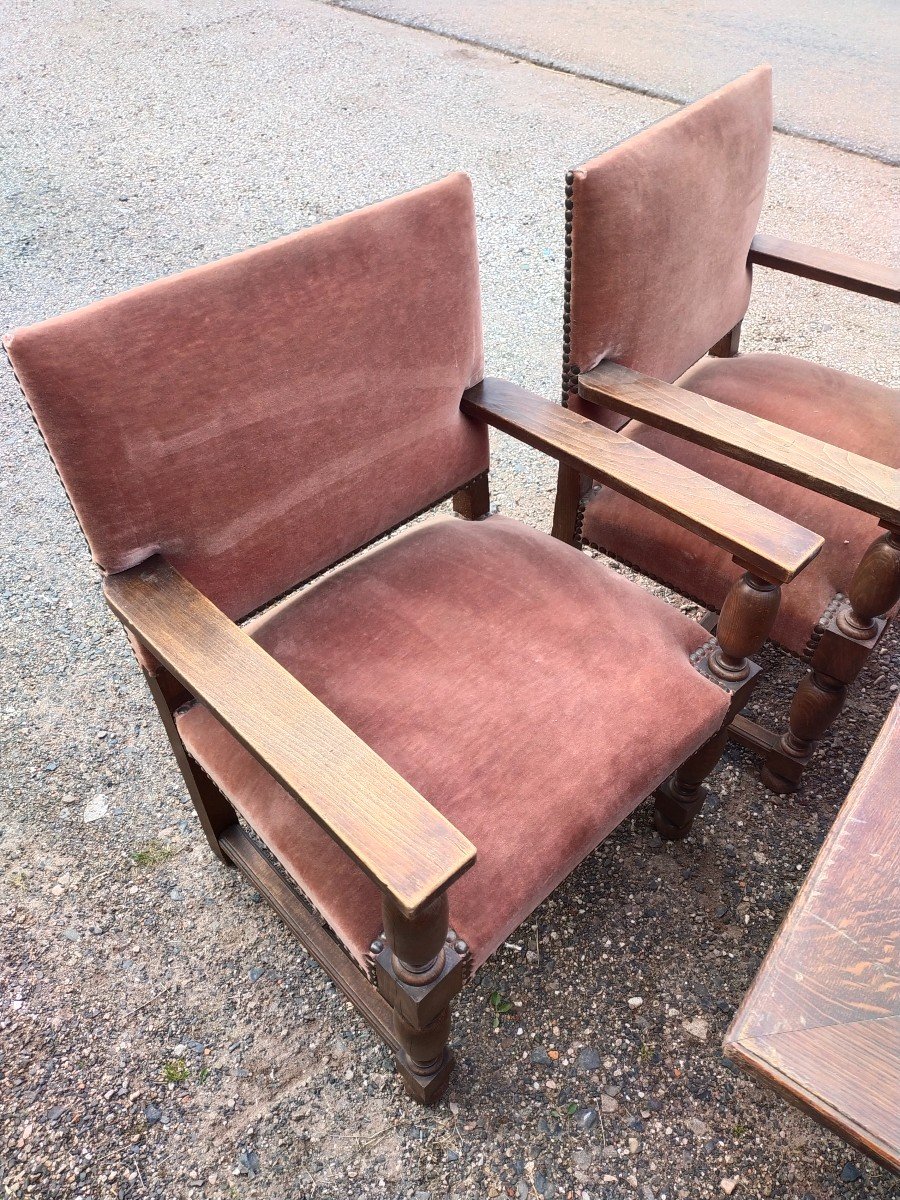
xmin=552 ymin=65 xmax=900 ymax=793
xmin=5 ymin=173 xmax=821 ymax=1103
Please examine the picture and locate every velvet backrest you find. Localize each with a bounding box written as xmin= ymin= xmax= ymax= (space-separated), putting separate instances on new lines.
xmin=4 ymin=173 xmax=487 ymax=621
xmin=565 ymin=66 xmax=773 ymax=427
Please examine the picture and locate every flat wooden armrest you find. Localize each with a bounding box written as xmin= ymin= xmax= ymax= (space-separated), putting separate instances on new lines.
xmin=103 ymin=558 xmax=475 ymax=916
xmin=749 ymin=234 xmax=899 ymax=303
xmin=462 ymin=379 xmax=823 ymax=584
xmin=578 ymin=361 xmax=900 ymax=526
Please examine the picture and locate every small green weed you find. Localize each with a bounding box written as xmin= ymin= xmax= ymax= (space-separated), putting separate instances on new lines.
xmin=162 ymin=1058 xmax=189 ymax=1084
xmin=489 ymin=990 xmax=514 ymax=1029
xmin=132 ymin=841 xmax=178 ymax=868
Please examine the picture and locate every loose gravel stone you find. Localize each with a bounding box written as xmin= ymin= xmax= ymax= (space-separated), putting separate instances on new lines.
xmin=573 ymin=1107 xmax=599 ymax=1132
xmin=576 ymin=1045 xmax=601 ymax=1072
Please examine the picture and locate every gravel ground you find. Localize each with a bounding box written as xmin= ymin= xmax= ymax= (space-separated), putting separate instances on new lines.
xmin=1 ymin=3 xmax=898 ymax=1198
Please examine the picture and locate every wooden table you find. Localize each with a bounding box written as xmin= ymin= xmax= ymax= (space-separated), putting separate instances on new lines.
xmin=725 ymin=697 xmax=900 ymax=1172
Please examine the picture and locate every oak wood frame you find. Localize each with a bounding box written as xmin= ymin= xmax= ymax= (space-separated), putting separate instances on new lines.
xmin=103 ymin=383 xmax=821 ymax=1101
xmin=724 ymin=697 xmax=900 ymax=1170
xmin=554 ymin=218 xmax=900 ymax=793
xmin=748 ymin=234 xmax=900 ymax=303
xmin=110 ymin=474 xmax=489 ymax=1105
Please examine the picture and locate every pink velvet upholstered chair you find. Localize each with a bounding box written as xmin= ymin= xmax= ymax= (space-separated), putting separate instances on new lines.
xmin=553 ymin=65 xmax=900 ymax=794
xmin=5 ymin=173 xmax=822 ymax=1103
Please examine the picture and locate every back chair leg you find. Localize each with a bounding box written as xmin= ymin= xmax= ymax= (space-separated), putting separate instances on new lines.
xmin=551 ymin=463 xmax=592 ymax=543
xmin=143 ymin=663 xmax=237 ymax=863
xmin=708 ymin=319 xmax=743 ymax=358
xmin=762 ymin=527 xmax=900 ymax=793
xmin=452 ymin=472 xmax=490 ymax=521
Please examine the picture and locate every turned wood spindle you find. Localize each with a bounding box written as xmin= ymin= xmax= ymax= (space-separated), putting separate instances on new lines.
xmin=763 ymin=528 xmax=900 ymax=793
xmin=780 ymin=670 xmax=847 ymax=761
xmin=382 ymin=892 xmax=448 ymax=987
xmin=380 ymin=892 xmax=452 ymax=1082
xmin=836 ymin=530 xmax=900 ymax=640
xmin=656 ymin=569 xmax=781 ymax=839
xmin=707 ymin=571 xmax=781 ymax=683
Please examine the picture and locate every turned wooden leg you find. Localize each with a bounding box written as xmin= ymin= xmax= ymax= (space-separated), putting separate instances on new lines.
xmin=763 ymin=528 xmax=900 ymax=795
xmin=761 ymin=670 xmax=847 ymax=794
xmin=655 ymin=570 xmax=780 ymax=838
xmin=654 ymin=726 xmax=730 ymax=840
xmin=452 ymin=472 xmax=490 ymax=520
xmin=373 ymin=893 xmax=462 ymax=1104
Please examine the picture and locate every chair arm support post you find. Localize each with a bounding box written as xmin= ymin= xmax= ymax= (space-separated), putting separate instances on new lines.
xmin=372 ymin=893 xmax=465 ymax=1101
xmin=837 ymin=528 xmax=900 ymax=641
xmin=656 ymin=568 xmax=779 ymax=841
xmin=707 ymin=570 xmax=781 ymax=684
xmin=382 ymin=893 xmax=450 ymax=987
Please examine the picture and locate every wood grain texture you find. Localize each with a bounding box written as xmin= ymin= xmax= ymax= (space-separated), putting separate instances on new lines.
xmin=578 ymin=362 xmax=900 ymax=524
xmin=750 ymin=234 xmax=900 ymax=303
xmin=104 ymin=558 xmax=476 ymax=917
xmin=462 ymin=378 xmax=823 ymax=585
xmin=725 ymin=698 xmax=900 ymax=1170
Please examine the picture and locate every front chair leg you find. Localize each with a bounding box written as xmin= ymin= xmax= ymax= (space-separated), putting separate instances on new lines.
xmin=761 ymin=669 xmax=846 ymax=793
xmin=372 ymin=893 xmax=466 ymax=1104
xmin=655 ymin=568 xmax=781 ymax=839
xmin=654 ymin=727 xmax=729 ymax=840
xmin=763 ymin=527 xmax=900 ymax=794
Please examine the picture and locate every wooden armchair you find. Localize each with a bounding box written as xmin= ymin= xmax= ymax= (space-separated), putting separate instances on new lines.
xmin=4 ymin=174 xmax=822 ymax=1103
xmin=553 ymin=65 xmax=900 ymax=794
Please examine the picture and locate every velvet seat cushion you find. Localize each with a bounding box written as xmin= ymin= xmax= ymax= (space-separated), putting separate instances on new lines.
xmin=581 ymin=353 xmax=900 ymax=656
xmin=176 ymin=514 xmax=729 ymax=970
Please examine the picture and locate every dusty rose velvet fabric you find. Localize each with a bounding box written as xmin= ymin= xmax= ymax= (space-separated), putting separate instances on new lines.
xmin=4 ymin=174 xmax=487 ymax=621
xmin=176 ymin=514 xmax=728 ymax=969
xmin=567 ymin=66 xmax=772 ymax=428
xmin=581 ymin=353 xmax=900 ymax=656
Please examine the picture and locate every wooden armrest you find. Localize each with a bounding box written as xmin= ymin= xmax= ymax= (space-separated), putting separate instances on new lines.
xmin=103 ymin=558 xmax=475 ymax=916
xmin=749 ymin=234 xmax=899 ymax=303
xmin=461 ymin=379 xmax=823 ymax=584
xmin=578 ymin=361 xmax=900 ymax=526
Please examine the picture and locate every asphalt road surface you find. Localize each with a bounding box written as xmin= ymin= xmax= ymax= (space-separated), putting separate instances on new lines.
xmin=329 ymin=0 xmax=899 ymax=160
